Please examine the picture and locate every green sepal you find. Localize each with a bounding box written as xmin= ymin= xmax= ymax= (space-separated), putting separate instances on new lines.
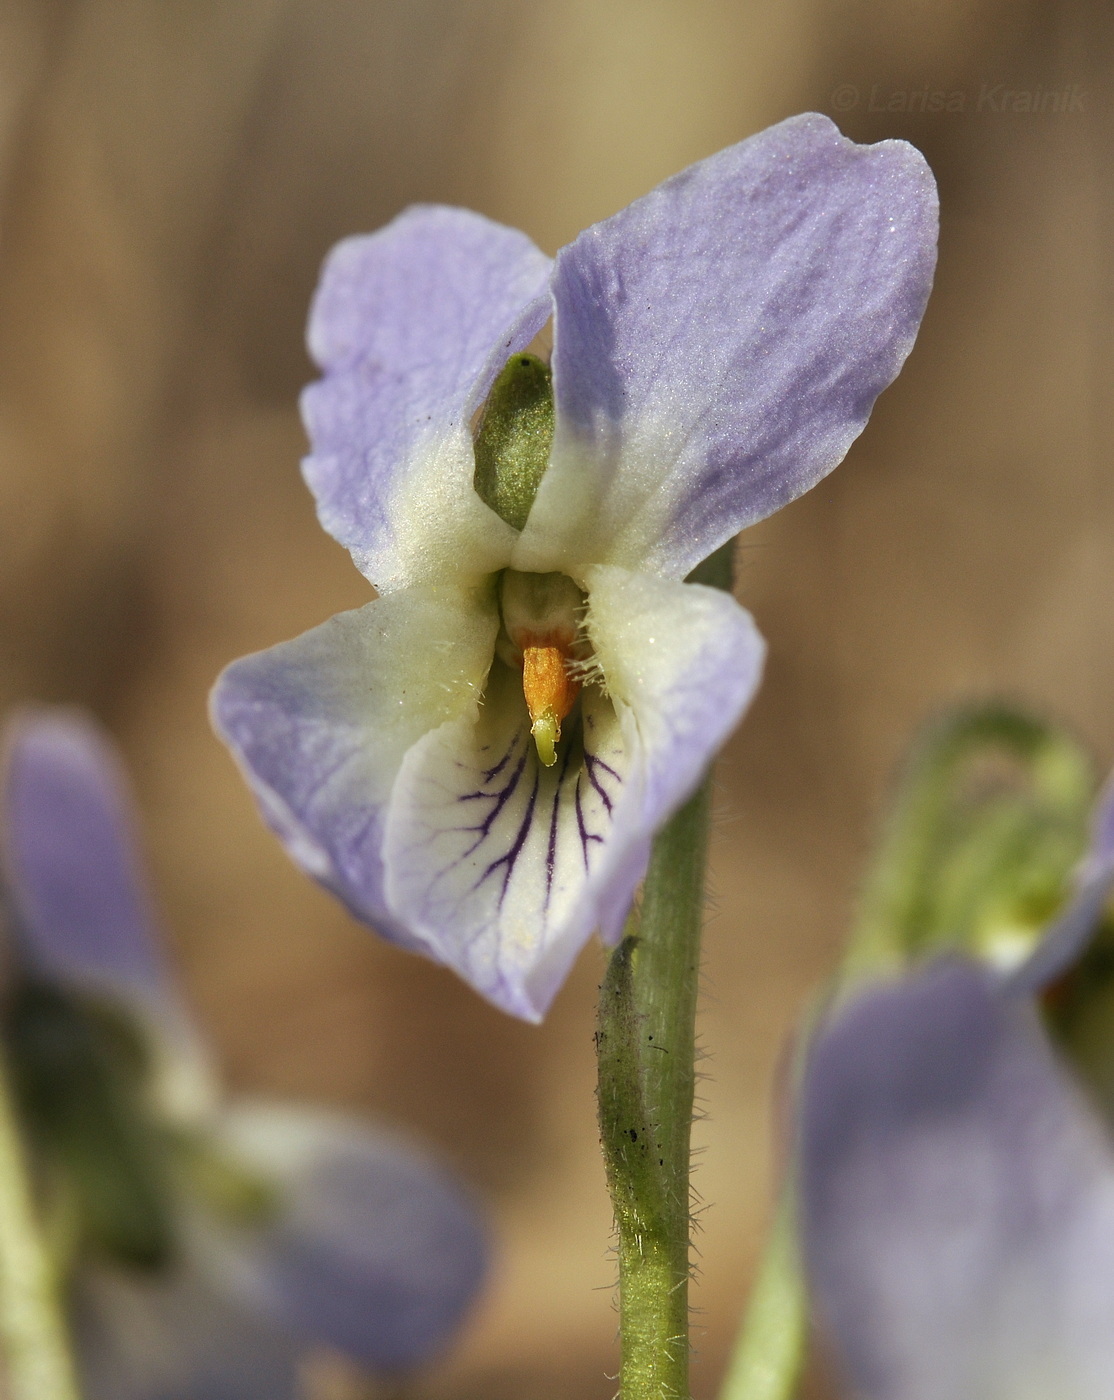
xmin=4 ymin=981 xmax=177 ymax=1272
xmin=843 ymin=703 xmax=1094 ymax=982
xmin=473 ymin=352 xmax=554 ymax=530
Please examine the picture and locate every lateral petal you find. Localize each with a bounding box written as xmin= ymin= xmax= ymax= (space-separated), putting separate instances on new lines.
xmin=209 ymin=584 xmax=498 ymax=955
xmin=302 ymin=206 xmax=552 ymax=591
xmin=514 ymin=113 xmax=937 ymax=579
xmin=584 ymin=566 xmax=766 ymax=878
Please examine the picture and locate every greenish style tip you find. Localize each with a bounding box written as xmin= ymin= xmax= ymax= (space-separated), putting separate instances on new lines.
xmin=531 ymin=709 xmax=560 ymax=767
xmin=473 ymin=351 xmax=554 ymax=530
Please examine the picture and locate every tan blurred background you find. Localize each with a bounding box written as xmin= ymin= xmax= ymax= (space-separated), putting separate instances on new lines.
xmin=0 ymin=1 xmax=1110 ymax=1395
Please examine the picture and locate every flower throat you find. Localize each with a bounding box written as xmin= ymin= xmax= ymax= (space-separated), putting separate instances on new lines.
xmin=497 ymin=570 xmax=587 ymax=768
xmin=474 ymin=353 xmax=587 ymax=768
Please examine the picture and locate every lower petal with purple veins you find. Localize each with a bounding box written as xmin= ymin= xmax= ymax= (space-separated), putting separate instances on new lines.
xmin=385 ymin=660 xmax=628 ymax=1020
xmin=384 ymin=566 xmax=766 ymax=1020
xmin=211 ymin=560 xmax=763 ymax=1019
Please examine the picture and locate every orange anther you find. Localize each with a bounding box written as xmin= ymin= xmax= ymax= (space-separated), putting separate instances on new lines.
xmin=522 ymin=646 xmax=579 ymax=728
xmin=522 ymin=645 xmax=580 ymax=766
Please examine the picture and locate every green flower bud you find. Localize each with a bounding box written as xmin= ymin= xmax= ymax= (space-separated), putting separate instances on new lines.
xmin=843 ymin=704 xmax=1094 ymax=982
xmin=473 ymin=352 xmax=554 ymax=530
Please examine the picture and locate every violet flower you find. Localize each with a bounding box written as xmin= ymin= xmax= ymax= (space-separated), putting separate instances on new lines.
xmin=800 ymin=783 xmax=1114 ymax=1400
xmin=211 ymin=112 xmax=937 ymax=1021
xmin=0 ymin=709 xmax=489 ymax=1400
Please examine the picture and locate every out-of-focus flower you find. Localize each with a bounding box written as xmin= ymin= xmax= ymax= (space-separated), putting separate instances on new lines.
xmin=799 ymin=783 xmax=1114 ymax=1400
xmin=211 ymin=112 xmax=938 ymax=1021
xmin=0 ymin=709 xmax=489 ymax=1400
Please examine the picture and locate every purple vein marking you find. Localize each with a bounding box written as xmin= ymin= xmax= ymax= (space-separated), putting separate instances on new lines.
xmin=475 ymin=765 xmax=541 ymax=907
xmin=426 ymin=700 xmax=624 ymax=922
xmin=481 ymin=738 xmax=519 ymax=784
xmin=574 ymin=773 xmax=605 ymax=871
xmin=588 ymin=752 xmax=621 ymax=783
xmin=453 ymin=740 xmax=529 ymax=864
xmin=544 ymin=738 xmax=578 ymax=907
xmin=582 ymin=751 xmax=616 ymax=814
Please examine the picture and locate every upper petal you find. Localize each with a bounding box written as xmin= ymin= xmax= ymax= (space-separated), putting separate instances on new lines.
xmin=209 ymin=584 xmax=499 ymax=955
xmin=197 ymin=1101 xmax=490 ymax=1373
xmin=513 ymin=113 xmax=938 ymax=579
xmin=801 ymin=961 xmax=1114 ymax=1400
xmin=383 ymin=569 xmax=764 ymax=1019
xmin=302 ymin=206 xmax=553 ymax=591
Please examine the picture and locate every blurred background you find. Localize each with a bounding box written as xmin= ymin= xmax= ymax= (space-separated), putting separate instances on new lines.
xmin=0 ymin=0 xmax=1110 ymax=1395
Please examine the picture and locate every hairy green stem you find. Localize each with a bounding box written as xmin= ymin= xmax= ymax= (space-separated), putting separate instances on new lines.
xmin=598 ymin=778 xmax=711 ymax=1400
xmin=595 ymin=539 xmax=734 ymax=1400
xmin=0 ymin=1044 xmax=81 ymax=1399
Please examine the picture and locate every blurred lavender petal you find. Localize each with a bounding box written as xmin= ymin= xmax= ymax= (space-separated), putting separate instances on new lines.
xmin=801 ymin=960 xmax=1114 ymax=1400
xmin=1087 ymin=772 xmax=1114 ymax=872
xmin=2 ymin=710 xmax=172 ymax=1004
xmin=74 ymin=1257 xmax=305 ymax=1400
xmin=202 ymin=1101 xmax=490 ymax=1372
xmin=1 ymin=709 xmax=216 ymax=1120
